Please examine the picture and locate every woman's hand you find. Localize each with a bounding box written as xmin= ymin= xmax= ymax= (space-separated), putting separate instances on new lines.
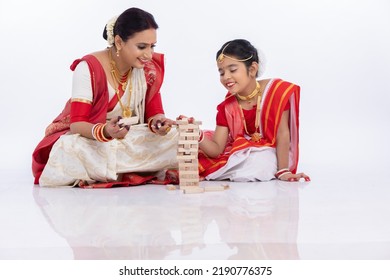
xmin=105 ymin=116 xmax=130 ymax=139
xmin=150 ymin=115 xmax=175 ymax=136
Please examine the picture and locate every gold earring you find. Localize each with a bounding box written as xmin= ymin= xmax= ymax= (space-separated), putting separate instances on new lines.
xmin=116 ymin=49 xmax=120 ymax=57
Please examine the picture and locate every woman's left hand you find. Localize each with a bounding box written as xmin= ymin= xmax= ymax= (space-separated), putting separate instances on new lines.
xmin=151 ymin=115 xmax=175 ymax=136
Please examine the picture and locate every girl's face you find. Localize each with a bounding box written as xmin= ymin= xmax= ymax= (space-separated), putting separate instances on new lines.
xmin=217 ymin=56 xmax=254 ymax=95
xmin=117 ymin=28 xmax=157 ymax=69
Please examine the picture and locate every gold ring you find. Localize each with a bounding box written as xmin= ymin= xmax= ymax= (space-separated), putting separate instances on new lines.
xmin=165 ymin=126 xmax=171 ymax=133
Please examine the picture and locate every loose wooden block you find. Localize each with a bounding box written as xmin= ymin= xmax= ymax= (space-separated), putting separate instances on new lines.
xmin=183 ymin=187 xmax=204 ymax=194
xmin=204 ymin=184 xmax=230 ymax=192
xmin=118 ymin=116 xmax=139 ymax=126
xmin=166 ymin=184 xmax=176 ymax=191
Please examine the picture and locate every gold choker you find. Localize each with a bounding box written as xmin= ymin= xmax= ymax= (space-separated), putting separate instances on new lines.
xmin=236 ymin=82 xmax=260 ymax=101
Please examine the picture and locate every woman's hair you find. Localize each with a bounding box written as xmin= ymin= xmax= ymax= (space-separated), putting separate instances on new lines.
xmin=216 ymin=39 xmax=261 ymax=76
xmin=103 ymin=7 xmax=158 ymax=42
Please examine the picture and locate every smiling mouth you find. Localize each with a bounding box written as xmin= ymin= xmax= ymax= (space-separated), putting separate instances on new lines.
xmin=226 ymin=82 xmax=235 ymax=88
xmin=138 ymin=58 xmax=148 ymax=64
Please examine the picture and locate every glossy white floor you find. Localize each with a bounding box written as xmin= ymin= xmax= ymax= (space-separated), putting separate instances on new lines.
xmin=1 ymin=164 xmax=389 ymax=260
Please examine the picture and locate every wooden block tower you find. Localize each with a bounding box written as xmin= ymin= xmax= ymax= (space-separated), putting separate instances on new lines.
xmin=176 ymin=118 xmax=203 ymax=193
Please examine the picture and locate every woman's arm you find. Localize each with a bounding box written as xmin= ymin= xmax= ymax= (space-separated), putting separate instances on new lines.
xmin=70 ymin=118 xmax=129 ymax=140
xmin=69 ymin=61 xmax=130 ymax=140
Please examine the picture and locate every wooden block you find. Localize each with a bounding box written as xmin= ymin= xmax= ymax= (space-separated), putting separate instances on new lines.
xmin=179 ymin=132 xmax=199 ymax=137
xmin=183 ymin=187 xmax=204 ymax=194
xmin=180 ymin=184 xmax=199 ymax=189
xmin=179 ymin=178 xmax=199 ymax=182
xmin=166 ymin=184 xmax=176 ymax=191
xmin=176 ymin=121 xmax=202 ymax=126
xmin=204 ymin=184 xmax=230 ymax=192
xmin=178 ymin=140 xmax=198 ymax=145
xmin=176 ymin=119 xmax=202 ymax=126
xmin=179 ymin=163 xmax=198 ymax=172
xmin=178 ymin=148 xmax=198 ymax=153
xmin=177 ymin=125 xmax=201 ymax=130
xmin=179 ymin=170 xmax=199 ymax=175
xmin=179 ymin=167 xmax=198 ymax=172
xmin=179 ymin=176 xmax=198 ymax=180
xmin=178 ymin=161 xmax=198 ymax=167
xmin=177 ymin=155 xmax=197 ymax=160
xmin=118 ymin=116 xmax=139 ymax=126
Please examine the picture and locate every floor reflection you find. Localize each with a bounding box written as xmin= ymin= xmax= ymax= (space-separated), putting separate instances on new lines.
xmin=32 ymin=180 xmax=302 ymax=259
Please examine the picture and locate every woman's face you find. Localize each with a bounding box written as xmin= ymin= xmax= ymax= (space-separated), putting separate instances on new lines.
xmin=119 ymin=28 xmax=157 ymax=69
xmin=217 ymin=56 xmax=253 ymax=95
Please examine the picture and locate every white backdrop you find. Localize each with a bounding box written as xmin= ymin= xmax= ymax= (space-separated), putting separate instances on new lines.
xmin=0 ymin=0 xmax=389 ymax=177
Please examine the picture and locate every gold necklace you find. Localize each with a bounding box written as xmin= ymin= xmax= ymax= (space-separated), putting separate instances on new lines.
xmin=236 ymin=82 xmax=260 ymax=102
xmin=239 ymin=89 xmax=263 ymax=142
xmin=108 ymin=49 xmax=133 ymax=117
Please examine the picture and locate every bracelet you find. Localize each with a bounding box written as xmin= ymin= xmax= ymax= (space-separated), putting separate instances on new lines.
xmin=92 ymin=123 xmax=112 ymax=142
xmin=91 ymin=123 xmax=99 ymax=140
xmin=198 ymin=130 xmax=205 ymax=143
xmin=275 ymin=168 xmax=291 ymax=180
xmin=101 ymin=124 xmax=113 ymax=142
xmin=147 ymin=118 xmax=156 ymax=133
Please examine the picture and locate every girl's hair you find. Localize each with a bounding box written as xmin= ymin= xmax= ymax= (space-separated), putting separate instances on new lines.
xmin=103 ymin=7 xmax=158 ymax=42
xmin=216 ymin=39 xmax=261 ymax=76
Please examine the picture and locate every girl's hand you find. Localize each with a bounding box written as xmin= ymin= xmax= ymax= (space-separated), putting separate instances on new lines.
xmin=176 ymin=115 xmax=195 ymax=123
xmin=279 ymin=172 xmax=311 ymax=182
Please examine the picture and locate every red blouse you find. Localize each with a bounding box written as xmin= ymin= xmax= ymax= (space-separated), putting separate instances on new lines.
xmin=216 ymin=99 xmax=290 ymax=134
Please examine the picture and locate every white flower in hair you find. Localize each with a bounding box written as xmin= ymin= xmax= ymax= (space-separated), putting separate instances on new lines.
xmin=106 ymin=15 xmax=118 ymax=47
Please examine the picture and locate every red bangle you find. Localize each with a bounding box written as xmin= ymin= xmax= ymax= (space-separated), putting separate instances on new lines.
xmin=92 ymin=123 xmax=112 ymax=142
xmin=275 ymin=168 xmax=291 ymax=179
xmin=101 ymin=124 xmax=113 ymax=141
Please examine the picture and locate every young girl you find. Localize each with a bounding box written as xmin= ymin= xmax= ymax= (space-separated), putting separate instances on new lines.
xmin=198 ymin=39 xmax=310 ymax=182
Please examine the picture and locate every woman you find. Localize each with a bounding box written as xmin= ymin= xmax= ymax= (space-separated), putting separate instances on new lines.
xmin=198 ymin=39 xmax=310 ymax=182
xmin=32 ymin=8 xmax=178 ymax=187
